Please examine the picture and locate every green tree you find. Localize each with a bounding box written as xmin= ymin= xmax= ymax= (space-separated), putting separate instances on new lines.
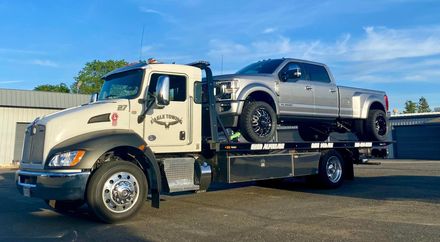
xmin=71 ymin=60 xmax=128 ymax=94
xmin=403 ymin=100 xmax=417 ymax=114
xmin=34 ymin=83 xmax=70 ymax=93
xmin=417 ymin=96 xmax=431 ymax=113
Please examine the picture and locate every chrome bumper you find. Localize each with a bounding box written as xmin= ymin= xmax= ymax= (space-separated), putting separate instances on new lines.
xmin=16 ymin=170 xmax=90 ymax=200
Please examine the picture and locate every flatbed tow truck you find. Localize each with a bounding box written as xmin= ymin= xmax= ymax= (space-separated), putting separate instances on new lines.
xmin=16 ymin=61 xmax=391 ymax=223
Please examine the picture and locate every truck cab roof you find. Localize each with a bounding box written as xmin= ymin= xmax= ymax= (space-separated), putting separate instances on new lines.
xmin=103 ymin=62 xmax=200 ymax=79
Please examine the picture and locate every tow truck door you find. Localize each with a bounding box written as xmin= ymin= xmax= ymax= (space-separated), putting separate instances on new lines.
xmin=143 ymin=72 xmax=192 ymax=148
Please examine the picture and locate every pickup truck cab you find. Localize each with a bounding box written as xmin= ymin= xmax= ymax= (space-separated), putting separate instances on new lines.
xmin=214 ymin=58 xmax=389 ymax=142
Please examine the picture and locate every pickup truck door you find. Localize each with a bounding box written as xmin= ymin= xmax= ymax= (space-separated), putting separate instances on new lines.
xmin=302 ymin=63 xmax=338 ymax=118
xmin=142 ymin=73 xmax=192 ymax=147
xmin=277 ymin=62 xmax=315 ymax=117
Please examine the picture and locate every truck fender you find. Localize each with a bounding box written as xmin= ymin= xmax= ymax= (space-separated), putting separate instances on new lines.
xmin=236 ymin=83 xmax=279 ymax=115
xmin=360 ymin=96 xmax=386 ymax=119
xmin=46 ymin=129 xmax=161 ymax=208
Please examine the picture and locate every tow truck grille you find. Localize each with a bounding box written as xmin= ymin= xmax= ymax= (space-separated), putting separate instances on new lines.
xmin=21 ymin=125 xmax=45 ymax=164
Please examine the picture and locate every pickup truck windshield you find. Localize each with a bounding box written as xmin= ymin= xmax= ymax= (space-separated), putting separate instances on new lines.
xmin=236 ymin=59 xmax=284 ymax=75
xmin=99 ymin=69 xmax=144 ymax=100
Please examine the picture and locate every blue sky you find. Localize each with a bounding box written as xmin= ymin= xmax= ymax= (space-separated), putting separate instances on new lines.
xmin=1 ymin=0 xmax=440 ymax=112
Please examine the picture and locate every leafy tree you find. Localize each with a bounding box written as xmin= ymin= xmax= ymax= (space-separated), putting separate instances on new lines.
xmin=417 ymin=96 xmax=431 ymax=113
xmin=403 ymin=100 xmax=417 ymax=114
xmin=34 ymin=83 xmax=70 ymax=93
xmin=71 ymin=60 xmax=128 ymax=94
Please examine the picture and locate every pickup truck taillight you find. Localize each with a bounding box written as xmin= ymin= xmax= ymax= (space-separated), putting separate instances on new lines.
xmin=384 ymin=95 xmax=389 ymax=111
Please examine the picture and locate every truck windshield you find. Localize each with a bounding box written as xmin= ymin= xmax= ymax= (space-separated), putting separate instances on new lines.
xmin=236 ymin=59 xmax=284 ymax=75
xmin=99 ymin=69 xmax=144 ymax=100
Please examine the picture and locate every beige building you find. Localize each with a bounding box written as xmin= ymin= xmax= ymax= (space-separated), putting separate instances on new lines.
xmin=0 ymin=89 xmax=89 ymax=166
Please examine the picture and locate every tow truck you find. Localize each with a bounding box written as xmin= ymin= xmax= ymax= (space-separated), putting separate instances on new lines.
xmin=16 ymin=61 xmax=391 ymax=223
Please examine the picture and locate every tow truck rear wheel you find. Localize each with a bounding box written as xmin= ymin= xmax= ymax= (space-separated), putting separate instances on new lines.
xmin=315 ymin=150 xmax=345 ymax=188
xmin=86 ymin=160 xmax=148 ymax=223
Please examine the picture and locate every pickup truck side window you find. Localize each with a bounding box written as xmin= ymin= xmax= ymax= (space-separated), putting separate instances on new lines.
xmin=149 ymin=73 xmax=187 ymax=102
xmin=279 ymin=62 xmax=309 ymax=82
xmin=303 ymin=63 xmax=331 ymax=83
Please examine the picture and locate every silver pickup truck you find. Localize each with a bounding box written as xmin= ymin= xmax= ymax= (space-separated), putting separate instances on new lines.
xmin=214 ymin=58 xmax=389 ymax=142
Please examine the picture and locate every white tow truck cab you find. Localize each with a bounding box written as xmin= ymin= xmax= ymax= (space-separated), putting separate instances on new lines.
xmin=16 ymin=61 xmax=391 ymax=223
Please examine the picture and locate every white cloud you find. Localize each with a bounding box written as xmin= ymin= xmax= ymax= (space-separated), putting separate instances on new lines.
xmin=0 ymin=48 xmax=45 ymax=55
xmin=139 ymin=7 xmax=177 ymax=23
xmin=262 ymin=28 xmax=276 ymax=34
xmin=139 ymin=7 xmax=164 ymax=15
xmin=210 ymin=25 xmax=440 ymax=61
xmin=208 ymin=39 xmax=250 ymax=58
xmin=351 ymin=26 xmax=440 ymax=61
xmin=30 ymin=59 xmax=59 ymax=67
xmin=0 ymin=80 xmax=23 ymax=84
xmin=208 ymin=25 xmax=440 ymax=84
xmin=141 ymin=45 xmax=153 ymax=53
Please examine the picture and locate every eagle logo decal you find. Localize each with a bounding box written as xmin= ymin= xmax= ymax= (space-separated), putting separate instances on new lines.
xmin=151 ymin=114 xmax=183 ymax=129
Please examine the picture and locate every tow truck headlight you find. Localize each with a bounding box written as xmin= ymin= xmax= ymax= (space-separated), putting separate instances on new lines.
xmin=48 ymin=150 xmax=85 ymax=167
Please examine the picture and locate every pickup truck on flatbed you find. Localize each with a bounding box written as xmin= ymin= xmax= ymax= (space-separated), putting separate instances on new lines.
xmin=213 ymin=58 xmax=389 ymax=142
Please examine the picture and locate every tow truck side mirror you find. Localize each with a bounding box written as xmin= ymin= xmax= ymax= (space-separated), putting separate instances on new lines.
xmin=90 ymin=93 xmax=98 ymax=103
xmin=156 ymin=75 xmax=170 ymax=107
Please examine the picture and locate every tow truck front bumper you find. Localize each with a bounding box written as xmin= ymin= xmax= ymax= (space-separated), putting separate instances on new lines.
xmin=16 ymin=170 xmax=90 ymax=200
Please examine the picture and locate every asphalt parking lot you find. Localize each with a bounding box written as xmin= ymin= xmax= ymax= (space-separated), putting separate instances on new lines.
xmin=1 ymin=159 xmax=439 ymax=242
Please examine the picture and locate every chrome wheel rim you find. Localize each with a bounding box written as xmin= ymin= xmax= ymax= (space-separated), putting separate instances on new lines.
xmin=102 ymin=171 xmax=139 ymax=213
xmin=375 ymin=115 xmax=387 ymax=136
xmin=252 ymin=107 xmax=272 ymax=137
xmin=326 ymin=156 xmax=342 ymax=183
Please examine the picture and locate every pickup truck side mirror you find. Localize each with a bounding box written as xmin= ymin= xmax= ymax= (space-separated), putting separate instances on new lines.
xmin=281 ymin=69 xmax=302 ymax=81
xmin=156 ymin=75 xmax=170 ymax=107
xmin=287 ymin=69 xmax=301 ymax=79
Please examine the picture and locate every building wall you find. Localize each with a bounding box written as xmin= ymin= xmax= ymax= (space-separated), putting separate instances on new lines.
xmin=0 ymin=107 xmax=61 ymax=166
xmin=389 ymin=112 xmax=440 ymax=160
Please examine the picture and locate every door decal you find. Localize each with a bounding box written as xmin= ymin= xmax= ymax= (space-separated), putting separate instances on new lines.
xmin=151 ymin=114 xmax=183 ymax=129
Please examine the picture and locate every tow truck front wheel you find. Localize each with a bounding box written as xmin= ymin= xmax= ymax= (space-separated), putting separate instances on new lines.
xmin=86 ymin=160 xmax=148 ymax=223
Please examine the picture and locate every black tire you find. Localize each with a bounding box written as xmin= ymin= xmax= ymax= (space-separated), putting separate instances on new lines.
xmin=86 ymin=160 xmax=148 ymax=223
xmin=298 ymin=125 xmax=329 ymax=141
xmin=364 ymin=109 xmax=388 ymax=141
xmin=45 ymin=200 xmax=85 ymax=212
xmin=239 ymin=101 xmax=277 ymax=143
xmin=315 ymin=150 xmax=345 ymax=188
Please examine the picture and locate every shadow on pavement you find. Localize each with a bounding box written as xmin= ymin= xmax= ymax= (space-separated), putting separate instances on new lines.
xmin=0 ymin=171 xmax=152 ymax=241
xmin=256 ymin=175 xmax=440 ymax=204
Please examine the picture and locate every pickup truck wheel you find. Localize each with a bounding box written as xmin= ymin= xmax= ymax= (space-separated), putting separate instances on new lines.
xmin=45 ymin=200 xmax=85 ymax=212
xmin=298 ymin=125 xmax=329 ymax=141
xmin=86 ymin=160 xmax=148 ymax=223
xmin=316 ymin=150 xmax=345 ymax=188
xmin=239 ymin=101 xmax=276 ymax=143
xmin=365 ymin=109 xmax=388 ymax=141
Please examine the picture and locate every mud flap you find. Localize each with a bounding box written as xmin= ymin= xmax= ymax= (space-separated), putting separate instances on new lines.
xmin=144 ymin=148 xmax=162 ymax=208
